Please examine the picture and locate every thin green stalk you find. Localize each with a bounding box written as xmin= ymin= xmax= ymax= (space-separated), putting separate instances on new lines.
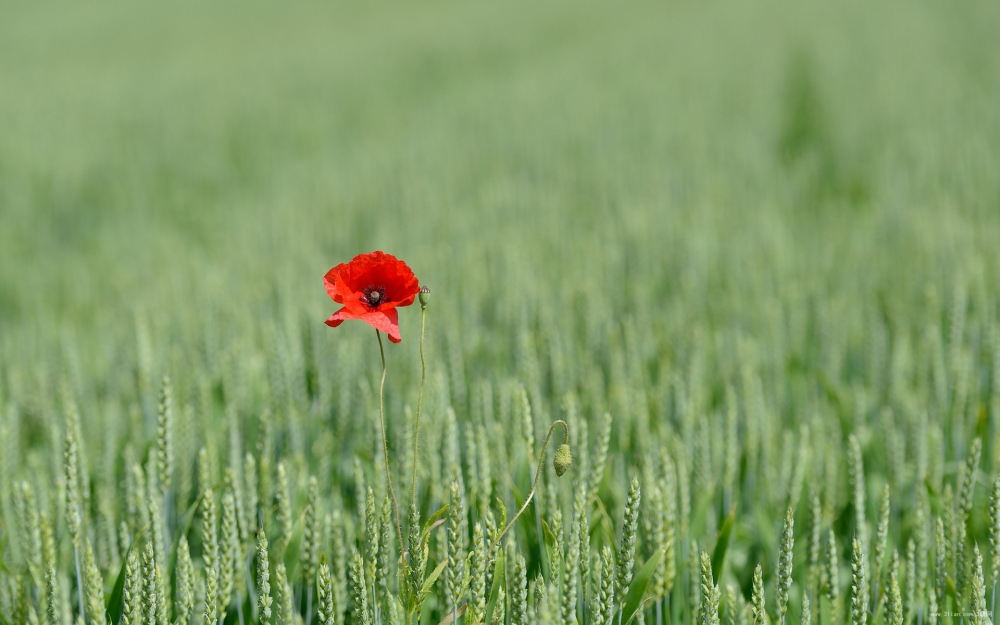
xmin=375 ymin=330 xmax=403 ymax=560
xmin=411 ymin=302 xmax=427 ymax=506
xmin=486 ymin=419 xmax=570 ymax=558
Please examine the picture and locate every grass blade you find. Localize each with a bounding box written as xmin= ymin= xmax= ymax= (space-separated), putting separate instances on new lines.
xmin=622 ymin=548 xmax=663 ymax=625
xmin=711 ymin=505 xmax=736 ymax=585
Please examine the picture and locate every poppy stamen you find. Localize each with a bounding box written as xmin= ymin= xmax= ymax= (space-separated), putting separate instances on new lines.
xmin=361 ymin=285 xmax=387 ymax=309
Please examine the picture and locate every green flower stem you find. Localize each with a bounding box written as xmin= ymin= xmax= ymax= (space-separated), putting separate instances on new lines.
xmin=376 ymin=330 xmax=404 ymax=561
xmin=486 ymin=419 xmax=570 ymax=558
xmin=411 ymin=303 xmax=427 ymax=507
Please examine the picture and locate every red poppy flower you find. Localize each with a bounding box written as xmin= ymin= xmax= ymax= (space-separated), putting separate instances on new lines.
xmin=323 ymin=251 xmax=420 ymax=343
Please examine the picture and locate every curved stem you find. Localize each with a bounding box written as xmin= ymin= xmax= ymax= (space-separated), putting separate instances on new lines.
xmin=486 ymin=419 xmax=569 ymax=558
xmin=411 ymin=305 xmax=427 ymax=506
xmin=376 ymin=330 xmax=404 ymax=555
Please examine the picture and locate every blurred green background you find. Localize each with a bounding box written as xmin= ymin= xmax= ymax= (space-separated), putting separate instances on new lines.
xmin=3 ymin=0 xmax=998 ymax=345
xmin=4 ymin=0 xmax=1000 ymax=620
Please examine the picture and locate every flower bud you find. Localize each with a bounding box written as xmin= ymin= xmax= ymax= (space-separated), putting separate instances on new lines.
xmin=554 ymin=443 xmax=573 ymax=477
xmin=419 ymin=286 xmax=430 ymax=308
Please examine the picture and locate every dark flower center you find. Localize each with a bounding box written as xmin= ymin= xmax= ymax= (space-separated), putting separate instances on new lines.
xmin=361 ymin=285 xmax=386 ymax=309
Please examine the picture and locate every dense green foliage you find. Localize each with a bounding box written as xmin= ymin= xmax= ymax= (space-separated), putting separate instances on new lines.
xmin=2 ymin=0 xmax=1000 ymax=624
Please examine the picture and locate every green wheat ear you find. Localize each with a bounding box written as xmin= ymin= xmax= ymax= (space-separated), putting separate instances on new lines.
xmin=350 ymin=551 xmax=373 ymax=625
xmin=699 ymin=552 xmax=721 ymax=625
xmin=203 ymin=557 xmax=218 ymax=625
xmin=872 ymin=484 xmax=890 ymax=591
xmin=990 ymin=474 xmax=1000 ymax=590
xmin=848 ymin=434 xmax=866 ymax=545
xmin=468 ymin=523 xmax=488 ymax=625
xmin=574 ymin=481 xmax=592 ymax=620
xmin=690 ymin=540 xmax=701 ymax=622
xmin=550 ymin=508 xmax=564 ymax=594
xmin=257 ymin=528 xmax=272 ymax=624
xmin=317 ymin=562 xmax=335 ymax=625
xmin=825 ymin=530 xmax=840 ymax=618
xmin=82 ymin=539 xmax=105 ymax=625
xmin=662 ymin=452 xmax=678 ymax=596
xmin=14 ymin=480 xmax=43 ymax=579
xmin=377 ymin=495 xmax=393 ymax=613
xmin=959 ymin=438 xmax=982 ymax=523
xmin=121 ymin=551 xmax=141 ymax=625
xmin=12 ymin=574 xmax=28 ymax=625
xmin=808 ymin=493 xmax=822 ymax=595
xmin=201 ymin=487 xmax=219 ymax=574
xmin=560 ymin=509 xmax=581 ymax=625
xmin=904 ymin=538 xmax=916 ymax=625
xmin=141 ymin=536 xmax=159 ymax=625
xmin=598 ymin=545 xmax=616 ymax=625
xmin=928 ymin=582 xmax=939 ymax=625
xmin=491 ymin=587 xmax=507 ymax=625
xmin=750 ymin=564 xmax=765 ymax=625
xmin=274 ymin=462 xmax=292 ymax=557
xmin=510 ymin=547 xmax=529 ymax=625
xmin=444 ymin=481 xmax=466 ymax=617
xmin=63 ymin=431 xmax=82 ymax=544
xmin=331 ymin=510 xmax=348 ymax=621
xmin=44 ymin=565 xmax=58 ymax=625
xmin=219 ymin=486 xmax=239 ymax=613
xmin=913 ymin=498 xmax=928 ymax=616
xmin=363 ymin=485 xmax=378 ymax=594
xmin=776 ymin=507 xmax=795 ymax=623
xmin=934 ymin=517 xmax=947 ymax=610
xmin=417 ymin=499 xmax=446 ymax=620
xmin=617 ymin=475 xmax=641 ymax=603
xmin=175 ymin=535 xmax=194 ymax=625
xmin=850 ymin=537 xmax=868 ymax=625
xmin=156 ymin=375 xmax=173 ymax=497
xmin=274 ymin=563 xmax=294 ymax=625
xmin=971 ymin=544 xmax=988 ymax=625
xmin=301 ymin=475 xmax=322 ymax=588
xmin=884 ymin=551 xmax=902 ymax=625
xmin=243 ymin=453 xmax=259 ymax=548
xmin=724 ymin=584 xmax=738 ymax=625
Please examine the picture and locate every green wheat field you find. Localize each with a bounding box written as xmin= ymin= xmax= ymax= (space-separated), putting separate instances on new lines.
xmin=2 ymin=0 xmax=1000 ymax=624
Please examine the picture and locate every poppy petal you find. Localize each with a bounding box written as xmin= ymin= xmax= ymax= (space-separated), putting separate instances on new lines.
xmin=386 ymin=269 xmax=420 ymax=307
xmin=363 ymin=308 xmax=402 ymax=342
xmin=324 ymin=264 xmax=348 ymax=304
xmin=324 ymin=306 xmax=355 ymax=327
xmin=324 ymin=307 xmax=403 ymax=342
xmin=336 ymin=272 xmax=368 ymax=314
xmin=351 ymin=253 xmax=414 ymax=299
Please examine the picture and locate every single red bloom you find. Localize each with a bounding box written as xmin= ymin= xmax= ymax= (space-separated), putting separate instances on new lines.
xmin=323 ymin=251 xmax=420 ymax=343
